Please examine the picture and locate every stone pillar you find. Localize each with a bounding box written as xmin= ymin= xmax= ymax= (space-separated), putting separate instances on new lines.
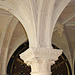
xmin=20 ymin=47 xmax=62 ymax=75
xmin=28 ymin=58 xmax=54 ymax=75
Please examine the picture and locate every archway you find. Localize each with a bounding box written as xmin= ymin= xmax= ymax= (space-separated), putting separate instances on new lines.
xmin=51 ymin=53 xmax=72 ymax=75
xmin=52 ymin=44 xmax=72 ymax=75
xmin=0 ymin=0 xmax=72 ymax=75
xmin=7 ymin=41 xmax=31 ymax=75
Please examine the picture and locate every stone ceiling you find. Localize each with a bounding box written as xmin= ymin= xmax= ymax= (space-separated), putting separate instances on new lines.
xmin=0 ymin=0 xmax=75 ymax=72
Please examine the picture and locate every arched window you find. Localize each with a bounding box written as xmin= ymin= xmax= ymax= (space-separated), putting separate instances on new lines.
xmin=7 ymin=41 xmax=31 ymax=75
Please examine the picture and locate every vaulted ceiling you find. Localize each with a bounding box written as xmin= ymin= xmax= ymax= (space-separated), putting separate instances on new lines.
xmin=0 ymin=0 xmax=75 ymax=73
xmin=0 ymin=9 xmax=28 ymax=65
xmin=52 ymin=0 xmax=75 ymax=70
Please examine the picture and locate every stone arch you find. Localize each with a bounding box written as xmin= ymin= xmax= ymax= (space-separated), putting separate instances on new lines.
xmin=0 ymin=16 xmax=19 ymax=74
xmin=0 ymin=0 xmax=72 ymax=75
xmin=0 ymin=1 xmax=37 ymax=74
xmin=7 ymin=31 xmax=28 ymax=65
xmin=0 ymin=1 xmax=37 ymax=47
xmin=0 ymin=9 xmax=28 ymax=74
xmin=0 ymin=4 xmax=33 ymax=75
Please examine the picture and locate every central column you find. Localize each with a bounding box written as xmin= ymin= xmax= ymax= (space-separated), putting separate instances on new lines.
xmin=20 ymin=47 xmax=62 ymax=75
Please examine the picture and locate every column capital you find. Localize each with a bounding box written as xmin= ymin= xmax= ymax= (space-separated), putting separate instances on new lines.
xmin=20 ymin=47 xmax=62 ymax=75
xmin=20 ymin=47 xmax=62 ymax=64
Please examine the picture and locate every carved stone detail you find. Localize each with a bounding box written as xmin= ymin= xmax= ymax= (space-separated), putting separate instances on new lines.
xmin=20 ymin=47 xmax=62 ymax=75
xmin=54 ymin=22 xmax=64 ymax=37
